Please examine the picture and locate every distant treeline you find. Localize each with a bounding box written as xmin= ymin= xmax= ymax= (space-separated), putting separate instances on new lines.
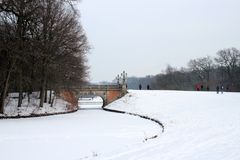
xmin=0 ymin=0 xmax=89 ymax=113
xmin=127 ymin=47 xmax=240 ymax=91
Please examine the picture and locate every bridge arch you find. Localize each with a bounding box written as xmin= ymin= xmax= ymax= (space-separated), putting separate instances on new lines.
xmin=78 ymin=95 xmax=104 ymax=108
xmin=75 ymin=85 xmax=127 ymax=107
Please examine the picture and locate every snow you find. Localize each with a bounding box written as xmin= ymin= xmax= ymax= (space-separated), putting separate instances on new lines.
xmin=78 ymin=96 xmax=104 ymax=109
xmin=0 ymin=109 xmax=159 ymax=160
xmin=106 ymin=90 xmax=240 ymax=160
xmin=0 ymin=90 xmax=240 ymax=160
xmin=0 ymin=92 xmax=69 ymax=117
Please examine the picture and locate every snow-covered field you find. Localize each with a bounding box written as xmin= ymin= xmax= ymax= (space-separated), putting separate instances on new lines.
xmin=107 ymin=90 xmax=240 ymax=160
xmin=0 ymin=90 xmax=240 ymax=160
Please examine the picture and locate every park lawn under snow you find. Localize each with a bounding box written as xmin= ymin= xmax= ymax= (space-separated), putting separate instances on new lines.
xmin=0 ymin=90 xmax=240 ymax=160
xmin=106 ymin=90 xmax=240 ymax=160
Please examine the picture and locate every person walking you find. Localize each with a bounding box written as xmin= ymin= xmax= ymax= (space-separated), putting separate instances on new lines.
xmin=195 ymin=84 xmax=200 ymax=91
xmin=139 ymin=84 xmax=142 ymax=90
xmin=147 ymin=85 xmax=150 ymax=90
xmin=206 ymin=86 xmax=210 ymax=91
xmin=221 ymin=85 xmax=224 ymax=94
xmin=216 ymin=85 xmax=220 ymax=94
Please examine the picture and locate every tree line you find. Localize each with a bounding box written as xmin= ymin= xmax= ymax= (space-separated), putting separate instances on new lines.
xmin=152 ymin=47 xmax=240 ymax=91
xmin=127 ymin=48 xmax=240 ymax=91
xmin=0 ymin=0 xmax=89 ymax=113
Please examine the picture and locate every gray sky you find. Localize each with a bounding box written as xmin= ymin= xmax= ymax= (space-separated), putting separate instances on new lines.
xmin=78 ymin=0 xmax=240 ymax=83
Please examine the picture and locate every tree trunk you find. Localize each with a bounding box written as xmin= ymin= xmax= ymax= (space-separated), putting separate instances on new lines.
xmin=27 ymin=92 xmax=30 ymax=104
xmin=39 ymin=88 xmax=44 ymax=108
xmin=17 ymin=70 xmax=23 ymax=108
xmin=0 ymin=61 xmax=14 ymax=113
xmin=39 ymin=65 xmax=47 ymax=107
xmin=0 ymin=75 xmax=10 ymax=113
xmin=48 ymin=89 xmax=52 ymax=104
xmin=0 ymin=90 xmax=6 ymax=114
xmin=44 ymin=83 xmax=48 ymax=103
xmin=50 ymin=94 xmax=54 ymax=107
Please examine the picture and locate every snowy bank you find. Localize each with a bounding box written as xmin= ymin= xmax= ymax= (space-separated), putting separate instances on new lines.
xmin=105 ymin=90 xmax=240 ymax=160
xmin=0 ymin=92 xmax=74 ymax=118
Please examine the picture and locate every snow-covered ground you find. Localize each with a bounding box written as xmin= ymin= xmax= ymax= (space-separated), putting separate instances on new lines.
xmin=78 ymin=96 xmax=104 ymax=109
xmin=106 ymin=90 xmax=240 ymax=160
xmin=0 ymin=90 xmax=240 ymax=160
xmin=0 ymin=92 xmax=69 ymax=117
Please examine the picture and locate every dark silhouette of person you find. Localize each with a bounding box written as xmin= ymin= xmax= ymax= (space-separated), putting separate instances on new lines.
xmin=206 ymin=86 xmax=210 ymax=91
xmin=201 ymin=85 xmax=204 ymax=91
xmin=226 ymin=86 xmax=229 ymax=92
xmin=147 ymin=85 xmax=150 ymax=90
xmin=221 ymin=85 xmax=224 ymax=94
xmin=139 ymin=84 xmax=142 ymax=90
xmin=216 ymin=86 xmax=219 ymax=94
xmin=196 ymin=85 xmax=200 ymax=91
xmin=195 ymin=84 xmax=200 ymax=91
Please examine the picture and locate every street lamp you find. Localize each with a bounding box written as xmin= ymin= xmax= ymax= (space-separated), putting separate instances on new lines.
xmin=121 ymin=71 xmax=127 ymax=85
xmin=116 ymin=74 xmax=120 ymax=85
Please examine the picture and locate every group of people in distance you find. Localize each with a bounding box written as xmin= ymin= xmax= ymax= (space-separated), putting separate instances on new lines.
xmin=139 ymin=84 xmax=150 ymax=90
xmin=216 ymin=85 xmax=224 ymax=94
xmin=195 ymin=84 xmax=226 ymax=94
xmin=195 ymin=84 xmax=210 ymax=91
xmin=138 ymin=84 xmax=226 ymax=93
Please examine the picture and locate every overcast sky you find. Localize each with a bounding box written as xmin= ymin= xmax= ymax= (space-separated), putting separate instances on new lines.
xmin=78 ymin=0 xmax=240 ymax=83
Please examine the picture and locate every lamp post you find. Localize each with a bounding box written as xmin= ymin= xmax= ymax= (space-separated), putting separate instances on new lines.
xmin=121 ymin=71 xmax=127 ymax=85
xmin=116 ymin=74 xmax=120 ymax=85
xmin=120 ymin=71 xmax=127 ymax=94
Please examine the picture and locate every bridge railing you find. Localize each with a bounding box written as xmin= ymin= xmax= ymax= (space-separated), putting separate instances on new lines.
xmin=77 ymin=84 xmax=122 ymax=90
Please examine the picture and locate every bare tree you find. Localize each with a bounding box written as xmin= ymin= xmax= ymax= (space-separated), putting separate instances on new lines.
xmin=0 ymin=3 xmax=19 ymax=113
xmin=0 ymin=0 xmax=41 ymax=109
xmin=215 ymin=48 xmax=240 ymax=90
xmin=34 ymin=0 xmax=89 ymax=107
xmin=0 ymin=22 xmax=17 ymax=113
xmin=0 ymin=0 xmax=89 ymax=113
xmin=188 ymin=56 xmax=214 ymax=86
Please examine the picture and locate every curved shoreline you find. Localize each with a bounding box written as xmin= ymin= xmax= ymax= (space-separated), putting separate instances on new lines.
xmin=102 ymin=107 xmax=164 ymax=140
